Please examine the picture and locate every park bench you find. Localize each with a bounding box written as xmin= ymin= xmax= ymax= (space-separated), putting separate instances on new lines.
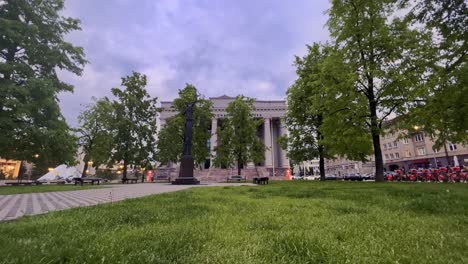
xmin=122 ymin=177 xmax=138 ymax=184
xmin=152 ymin=175 xmax=171 ymax=183
xmin=4 ymin=180 xmax=42 ymax=186
xmin=226 ymin=175 xmax=246 ymax=183
xmin=48 ymin=180 xmax=66 ymax=185
xmin=73 ymin=177 xmax=103 ymax=186
xmin=253 ymin=177 xmax=269 ymax=185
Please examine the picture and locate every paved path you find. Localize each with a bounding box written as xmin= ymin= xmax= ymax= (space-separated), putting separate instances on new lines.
xmin=0 ymin=183 xmax=252 ymax=221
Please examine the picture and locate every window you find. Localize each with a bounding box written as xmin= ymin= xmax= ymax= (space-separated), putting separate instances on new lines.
xmin=395 ymin=153 xmax=400 ymax=159
xmin=403 ymin=138 xmax=409 ymax=144
xmin=393 ymin=141 xmax=398 ymax=148
xmin=433 ymin=148 xmax=440 ymax=153
xmin=390 ymin=153 xmax=394 ymax=159
xmin=383 ymin=143 xmax=387 ymax=150
xmin=449 ymin=144 xmax=457 ymax=151
xmin=405 ymin=150 xmax=412 ymax=157
xmin=417 ymin=147 xmax=426 ymax=156
xmin=414 ymin=133 xmax=424 ymax=142
xmin=385 ymin=154 xmax=389 ymax=159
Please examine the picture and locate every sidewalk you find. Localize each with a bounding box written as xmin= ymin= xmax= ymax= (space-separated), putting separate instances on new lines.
xmin=0 ymin=183 xmax=252 ymax=221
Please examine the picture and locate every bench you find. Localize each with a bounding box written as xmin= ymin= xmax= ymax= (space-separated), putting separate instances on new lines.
xmin=253 ymin=177 xmax=269 ymax=185
xmin=48 ymin=180 xmax=66 ymax=185
xmin=73 ymin=177 xmax=102 ymax=186
xmin=122 ymin=177 xmax=138 ymax=184
xmin=152 ymin=175 xmax=171 ymax=183
xmin=226 ymin=175 xmax=246 ymax=183
xmin=5 ymin=180 xmax=41 ymax=186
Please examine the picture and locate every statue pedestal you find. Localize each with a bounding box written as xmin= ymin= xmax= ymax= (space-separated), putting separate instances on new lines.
xmin=172 ymin=155 xmax=200 ymax=185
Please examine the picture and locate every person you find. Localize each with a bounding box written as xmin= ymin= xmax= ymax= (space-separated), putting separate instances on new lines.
xmin=0 ymin=169 xmax=5 ymax=180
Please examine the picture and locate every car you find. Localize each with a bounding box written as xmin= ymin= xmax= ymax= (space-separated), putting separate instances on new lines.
xmin=343 ymin=173 xmax=363 ymax=181
xmin=362 ymin=173 xmax=375 ymax=180
xmin=304 ymin=175 xmax=320 ymax=180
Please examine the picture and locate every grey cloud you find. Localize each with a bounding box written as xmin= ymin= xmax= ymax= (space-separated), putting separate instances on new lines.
xmin=59 ymin=0 xmax=331 ymax=126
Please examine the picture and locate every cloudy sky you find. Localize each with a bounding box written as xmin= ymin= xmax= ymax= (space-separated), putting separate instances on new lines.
xmin=58 ymin=0 xmax=331 ymax=126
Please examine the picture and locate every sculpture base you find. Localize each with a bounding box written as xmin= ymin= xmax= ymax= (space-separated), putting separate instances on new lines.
xmin=172 ymin=177 xmax=200 ymax=185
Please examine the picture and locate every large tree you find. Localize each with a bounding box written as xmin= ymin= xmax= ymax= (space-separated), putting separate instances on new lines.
xmin=76 ymin=97 xmax=114 ymax=178
xmin=0 ymin=0 xmax=86 ymax=163
xmin=110 ymin=72 xmax=158 ymax=179
xmin=214 ymin=96 xmax=265 ymax=176
xmin=400 ymin=0 xmax=468 ymax=151
xmin=156 ymin=84 xmax=213 ymax=167
xmin=281 ymin=43 xmax=372 ymax=181
xmin=327 ymin=0 xmax=431 ymax=181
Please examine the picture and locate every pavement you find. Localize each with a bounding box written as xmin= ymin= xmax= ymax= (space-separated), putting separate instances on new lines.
xmin=0 ymin=183 xmax=253 ymax=221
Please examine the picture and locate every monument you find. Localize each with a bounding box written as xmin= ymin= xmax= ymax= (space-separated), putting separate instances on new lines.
xmin=172 ymin=99 xmax=200 ymax=185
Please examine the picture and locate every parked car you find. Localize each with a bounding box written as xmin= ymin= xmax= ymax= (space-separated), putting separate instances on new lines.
xmin=325 ymin=174 xmax=339 ymax=180
xmin=343 ymin=173 xmax=363 ymax=181
xmin=362 ymin=173 xmax=375 ymax=181
xmin=304 ymin=175 xmax=320 ymax=180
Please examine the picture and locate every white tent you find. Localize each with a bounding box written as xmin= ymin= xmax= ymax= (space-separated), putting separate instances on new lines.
xmin=454 ymin=156 xmax=460 ymax=167
xmin=37 ymin=165 xmax=81 ymax=182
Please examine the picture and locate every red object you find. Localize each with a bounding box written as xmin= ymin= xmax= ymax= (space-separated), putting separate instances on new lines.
xmin=440 ymin=167 xmax=448 ymax=172
xmin=453 ymin=167 xmax=461 ymax=172
xmin=438 ymin=174 xmax=444 ymax=182
xmin=285 ymin=168 xmax=292 ymax=180
xmin=410 ymin=175 xmax=416 ymax=181
xmin=411 ymin=169 xmax=418 ymax=174
xmin=146 ymin=170 xmax=154 ymax=182
xmin=395 ymin=169 xmax=402 ymax=174
xmin=387 ymin=175 xmax=393 ymax=181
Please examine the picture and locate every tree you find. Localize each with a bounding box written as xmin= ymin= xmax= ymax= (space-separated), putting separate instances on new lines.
xmin=281 ymin=43 xmax=372 ymax=181
xmin=327 ymin=0 xmax=431 ymax=181
xmin=156 ymin=84 xmax=213 ymax=167
xmin=214 ymin=96 xmax=265 ymax=176
xmin=400 ymin=0 xmax=468 ymax=151
xmin=110 ymin=72 xmax=159 ymax=179
xmin=76 ymin=97 xmax=114 ymax=178
xmin=0 ymin=0 xmax=86 ymax=163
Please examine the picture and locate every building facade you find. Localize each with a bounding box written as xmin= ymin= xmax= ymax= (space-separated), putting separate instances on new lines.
xmin=380 ymin=127 xmax=468 ymax=171
xmin=324 ymin=117 xmax=468 ymax=175
xmin=159 ymin=95 xmax=289 ymax=179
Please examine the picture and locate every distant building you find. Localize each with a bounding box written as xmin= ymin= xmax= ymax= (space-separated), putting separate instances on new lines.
xmin=159 ymin=95 xmax=290 ymax=180
xmin=324 ymin=117 xmax=468 ymax=174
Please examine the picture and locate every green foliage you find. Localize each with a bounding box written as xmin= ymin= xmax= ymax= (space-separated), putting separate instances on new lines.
xmin=214 ymin=96 xmax=265 ymax=175
xmin=400 ymin=0 xmax=468 ymax=147
xmin=0 ymin=0 xmax=86 ymax=163
xmin=76 ymin=97 xmax=115 ymax=176
xmin=1 ymin=182 xmax=468 ymax=263
xmin=110 ymin=72 xmax=159 ymax=178
xmin=284 ymin=44 xmax=372 ymax=179
xmin=326 ymin=0 xmax=432 ymax=181
xmin=156 ymin=85 xmax=213 ymax=167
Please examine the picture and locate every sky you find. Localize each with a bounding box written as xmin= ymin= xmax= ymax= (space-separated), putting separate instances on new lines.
xmin=58 ymin=0 xmax=331 ymax=126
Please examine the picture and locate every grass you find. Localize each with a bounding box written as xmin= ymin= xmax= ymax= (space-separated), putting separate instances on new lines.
xmin=0 ymin=184 xmax=108 ymax=195
xmin=1 ymin=181 xmax=468 ymax=263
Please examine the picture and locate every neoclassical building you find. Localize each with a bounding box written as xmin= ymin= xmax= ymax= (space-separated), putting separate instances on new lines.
xmin=159 ymin=95 xmax=289 ymax=180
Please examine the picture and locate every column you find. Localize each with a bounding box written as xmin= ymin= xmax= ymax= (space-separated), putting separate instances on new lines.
xmin=264 ymin=118 xmax=273 ymax=167
xmin=279 ymin=120 xmax=290 ymax=168
xmin=210 ymin=118 xmax=218 ymax=168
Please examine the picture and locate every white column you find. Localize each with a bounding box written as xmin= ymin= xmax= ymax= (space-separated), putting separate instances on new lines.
xmin=210 ymin=118 xmax=218 ymax=168
xmin=279 ymin=120 xmax=289 ymax=168
xmin=264 ymin=118 xmax=273 ymax=167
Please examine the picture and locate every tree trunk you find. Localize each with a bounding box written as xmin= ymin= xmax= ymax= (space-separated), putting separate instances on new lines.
xmin=237 ymin=157 xmax=242 ymax=176
xmin=122 ymin=160 xmax=128 ymax=179
xmin=368 ymin=80 xmax=384 ymax=182
xmin=317 ymin=114 xmax=326 ymax=181
xmin=81 ymin=156 xmax=89 ymax=178
xmin=443 ymin=143 xmax=450 ymax=167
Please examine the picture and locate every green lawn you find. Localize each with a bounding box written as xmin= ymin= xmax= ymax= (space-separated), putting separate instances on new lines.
xmin=0 ymin=184 xmax=108 ymax=195
xmin=1 ymin=182 xmax=467 ymax=263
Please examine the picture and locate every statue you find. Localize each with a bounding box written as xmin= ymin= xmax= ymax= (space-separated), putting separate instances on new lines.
xmin=172 ymin=96 xmax=200 ymax=185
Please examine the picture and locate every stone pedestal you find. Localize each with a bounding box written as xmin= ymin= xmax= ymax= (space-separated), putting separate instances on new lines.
xmin=172 ymin=155 xmax=200 ymax=185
